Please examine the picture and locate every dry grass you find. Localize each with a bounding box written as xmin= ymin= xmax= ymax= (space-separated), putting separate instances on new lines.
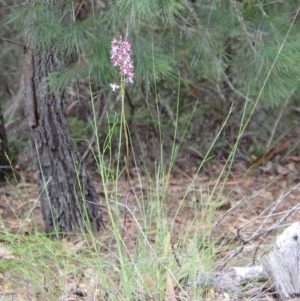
xmin=0 ymin=159 xmax=300 ymax=300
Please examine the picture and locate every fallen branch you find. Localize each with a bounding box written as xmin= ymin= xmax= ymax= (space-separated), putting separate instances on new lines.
xmin=187 ymin=222 xmax=300 ymax=299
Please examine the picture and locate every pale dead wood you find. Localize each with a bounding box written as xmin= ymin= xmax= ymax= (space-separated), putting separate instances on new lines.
xmin=263 ymin=222 xmax=300 ymax=299
xmin=198 ymin=184 xmax=300 ymax=298
xmin=192 ymin=223 xmax=300 ymax=297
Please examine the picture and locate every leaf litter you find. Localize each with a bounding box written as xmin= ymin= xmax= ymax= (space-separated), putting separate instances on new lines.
xmin=1 ymin=159 xmax=300 ymax=300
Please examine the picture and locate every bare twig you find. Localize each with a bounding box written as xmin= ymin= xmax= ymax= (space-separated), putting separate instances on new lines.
xmin=257 ymin=1 xmax=269 ymax=18
xmin=213 ymin=180 xmax=300 ymax=267
xmin=237 ymin=189 xmax=287 ymax=243
xmin=0 ymin=37 xmax=24 ymax=48
xmin=230 ymin=0 xmax=257 ymax=54
xmin=266 ymin=90 xmax=294 ymax=149
xmin=209 ymin=195 xmax=246 ymax=242
xmin=246 ymin=183 xmax=300 ymax=242
xmin=219 ymin=246 xmax=245 ymax=268
xmin=220 ymin=69 xmax=253 ymax=103
xmin=215 ymin=79 xmax=227 ymax=102
xmin=252 ymin=184 xmax=300 ymax=263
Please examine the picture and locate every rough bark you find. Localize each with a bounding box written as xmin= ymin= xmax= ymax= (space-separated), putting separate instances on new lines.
xmin=0 ymin=104 xmax=10 ymax=182
xmin=22 ymin=48 xmax=103 ymax=234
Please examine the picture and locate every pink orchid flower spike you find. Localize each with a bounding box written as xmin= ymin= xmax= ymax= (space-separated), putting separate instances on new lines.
xmin=110 ymin=35 xmax=134 ymax=91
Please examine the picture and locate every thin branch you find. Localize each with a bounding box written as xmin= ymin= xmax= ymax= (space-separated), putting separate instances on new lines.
xmin=0 ymin=37 xmax=24 ymax=48
xmin=209 ymin=195 xmax=246 ymax=243
xmin=213 ymin=178 xmax=300 ymax=267
xmin=266 ymin=90 xmax=294 ymax=149
xmin=220 ymin=69 xmax=253 ymax=103
xmin=230 ymin=0 xmax=257 ymax=54
xmin=252 ymin=184 xmax=300 ymax=263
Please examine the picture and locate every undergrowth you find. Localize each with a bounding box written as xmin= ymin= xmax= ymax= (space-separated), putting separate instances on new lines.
xmin=0 ymin=16 xmax=296 ymax=300
xmin=0 ymin=80 xmax=261 ymax=301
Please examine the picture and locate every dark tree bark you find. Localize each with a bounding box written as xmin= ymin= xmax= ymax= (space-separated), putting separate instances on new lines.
xmin=22 ymin=47 xmax=103 ymax=234
xmin=0 ymin=104 xmax=10 ymax=182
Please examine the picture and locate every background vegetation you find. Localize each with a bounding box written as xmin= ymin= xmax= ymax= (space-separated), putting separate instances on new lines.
xmin=2 ymin=0 xmax=300 ymax=174
xmin=1 ymin=0 xmax=300 ymax=300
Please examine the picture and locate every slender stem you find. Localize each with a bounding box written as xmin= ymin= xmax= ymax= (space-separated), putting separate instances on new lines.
xmin=120 ymin=75 xmax=130 ymax=181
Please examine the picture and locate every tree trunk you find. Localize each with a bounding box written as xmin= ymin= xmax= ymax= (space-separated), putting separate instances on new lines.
xmin=0 ymin=104 xmax=10 ymax=182
xmin=22 ymin=48 xmax=103 ymax=234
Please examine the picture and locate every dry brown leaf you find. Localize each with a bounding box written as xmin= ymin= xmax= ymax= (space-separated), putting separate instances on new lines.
xmin=276 ymin=165 xmax=289 ymax=175
xmin=66 ymin=100 xmax=79 ymax=114
xmin=242 ymin=176 xmax=255 ymax=189
xmin=249 ymin=140 xmax=291 ymax=170
xmin=287 ymin=162 xmax=297 ymax=172
xmin=144 ymin=274 xmax=155 ymax=290
xmin=258 ymin=190 xmax=273 ymax=200
xmin=68 ymin=240 xmax=86 ymax=254
xmin=84 ymin=267 xmax=101 ymax=287
xmin=65 ymin=86 xmax=77 ymax=97
xmin=165 ymin=272 xmax=176 ymax=301
xmin=0 ymin=245 xmax=15 ymax=260
xmin=265 ymin=294 xmax=275 ymax=301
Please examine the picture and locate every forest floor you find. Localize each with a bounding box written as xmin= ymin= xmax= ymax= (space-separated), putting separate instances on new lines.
xmin=1 ymin=156 xmax=300 ymax=300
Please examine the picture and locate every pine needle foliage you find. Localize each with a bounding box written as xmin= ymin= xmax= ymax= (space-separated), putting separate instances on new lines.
xmin=8 ymin=2 xmax=62 ymax=52
xmin=6 ymin=0 xmax=300 ymax=104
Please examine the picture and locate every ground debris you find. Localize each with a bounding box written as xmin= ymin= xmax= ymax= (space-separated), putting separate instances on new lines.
xmin=263 ymin=222 xmax=300 ymax=299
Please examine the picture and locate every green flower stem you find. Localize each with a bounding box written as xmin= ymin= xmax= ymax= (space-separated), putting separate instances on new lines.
xmin=120 ymin=74 xmax=130 ymax=180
